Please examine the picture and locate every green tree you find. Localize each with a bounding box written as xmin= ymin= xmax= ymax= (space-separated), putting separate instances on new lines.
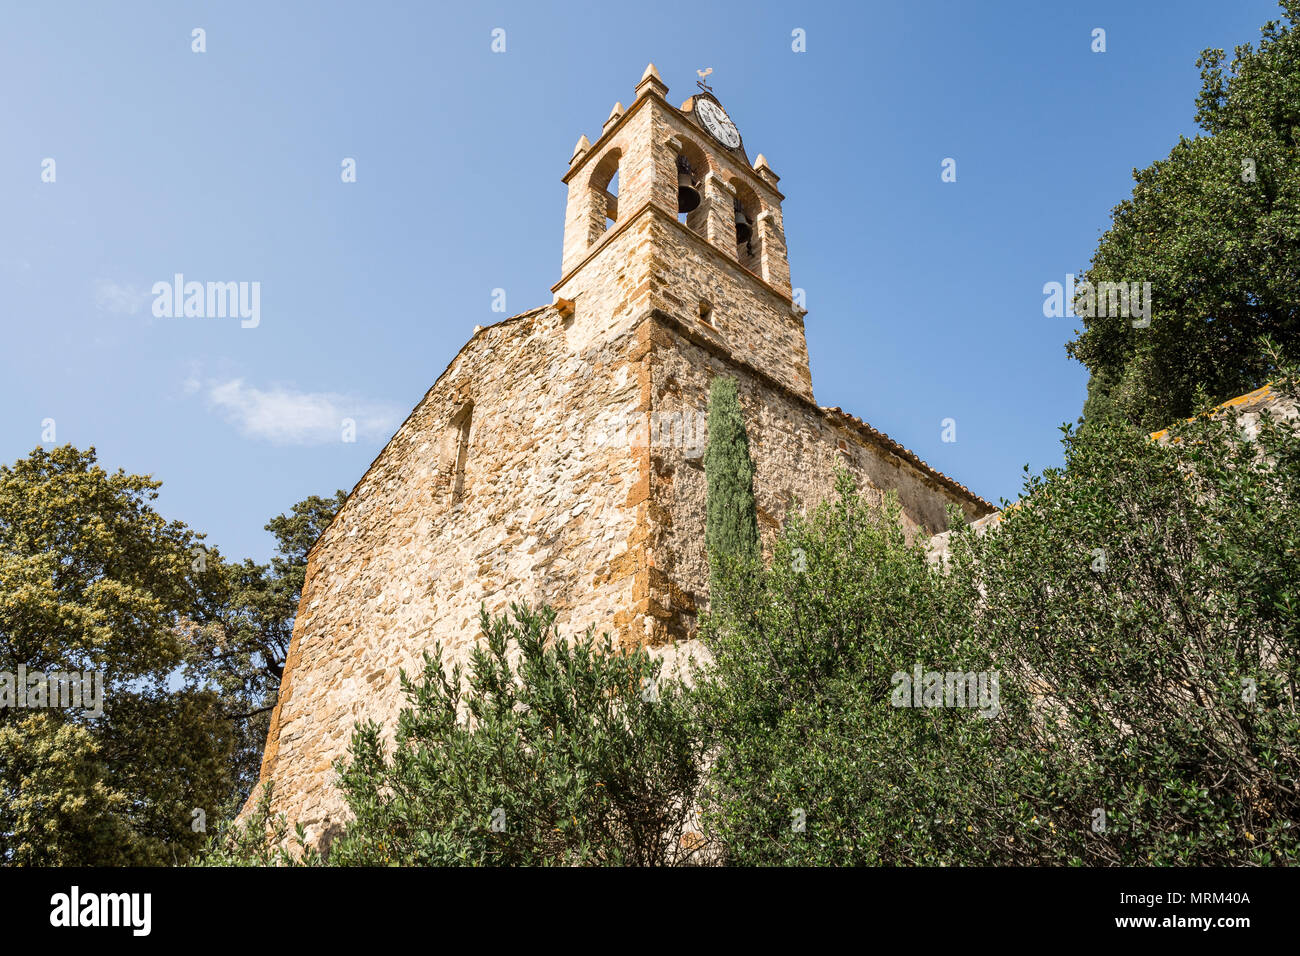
xmin=192 ymin=782 xmax=321 ymax=867
xmin=0 ymin=445 xmax=236 ymax=865
xmin=697 ymin=472 xmax=1014 ymax=865
xmin=704 ymin=376 xmax=759 ymax=598
xmin=699 ymin=374 xmax=1300 ymax=866
xmin=187 ymin=491 xmax=346 ymax=813
xmin=1067 ymin=1 xmax=1300 ymax=428
xmin=952 ymin=378 xmax=1300 ymax=864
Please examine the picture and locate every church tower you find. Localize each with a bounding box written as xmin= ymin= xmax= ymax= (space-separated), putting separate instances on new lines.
xmin=251 ymin=65 xmax=994 ymax=844
xmin=555 ymin=64 xmax=811 ymax=402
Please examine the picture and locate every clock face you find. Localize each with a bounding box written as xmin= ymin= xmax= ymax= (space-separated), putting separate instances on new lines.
xmin=695 ymin=98 xmax=741 ymax=149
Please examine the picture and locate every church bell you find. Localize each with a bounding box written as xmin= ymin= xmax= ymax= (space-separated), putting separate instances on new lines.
xmin=677 ymin=156 xmax=701 ymax=214
xmin=734 ymin=199 xmax=752 ymax=244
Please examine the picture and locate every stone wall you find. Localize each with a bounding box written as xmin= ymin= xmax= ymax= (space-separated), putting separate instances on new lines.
xmin=640 ymin=308 xmax=992 ymax=646
xmin=643 ymin=210 xmax=812 ymax=401
xmin=559 ymin=90 xmax=809 ymax=401
xmin=257 ymin=303 xmax=649 ymax=841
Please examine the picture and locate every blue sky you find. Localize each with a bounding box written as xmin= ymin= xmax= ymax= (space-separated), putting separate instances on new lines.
xmin=0 ymin=0 xmax=1284 ymax=562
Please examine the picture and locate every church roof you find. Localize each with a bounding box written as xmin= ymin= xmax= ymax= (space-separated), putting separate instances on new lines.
xmin=820 ymin=405 xmax=996 ymax=514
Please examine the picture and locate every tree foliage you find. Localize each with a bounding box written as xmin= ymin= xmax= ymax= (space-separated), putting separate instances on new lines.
xmin=957 ymin=378 xmax=1300 ymax=864
xmin=697 ymin=475 xmax=1011 ymax=865
xmin=0 ymin=445 xmax=235 ymax=864
xmin=1067 ymin=1 xmax=1300 ymax=428
xmin=191 ymin=782 xmax=321 ymax=867
xmin=704 ymin=376 xmax=759 ymax=597
xmin=0 ymin=444 xmax=342 ymax=864
xmin=186 ymin=491 xmax=345 ymax=812
xmin=700 ymin=373 xmax=1300 ymax=865
xmin=323 ymin=604 xmax=706 ymax=866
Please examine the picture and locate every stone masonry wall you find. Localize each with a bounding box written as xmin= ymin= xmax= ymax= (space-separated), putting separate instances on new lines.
xmin=560 ymin=93 xmax=809 ymax=401
xmin=258 ymin=304 xmax=649 ymax=842
xmin=644 ymin=209 xmax=813 ymax=401
xmin=640 ymin=309 xmax=992 ymax=646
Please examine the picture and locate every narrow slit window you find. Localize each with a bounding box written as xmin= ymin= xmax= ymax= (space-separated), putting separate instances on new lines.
xmin=451 ymin=403 xmax=473 ymax=501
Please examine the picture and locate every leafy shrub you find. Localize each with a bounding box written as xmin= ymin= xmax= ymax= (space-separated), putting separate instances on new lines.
xmin=700 ymin=376 xmax=1300 ymax=865
xmin=326 ymin=604 xmax=706 ymax=866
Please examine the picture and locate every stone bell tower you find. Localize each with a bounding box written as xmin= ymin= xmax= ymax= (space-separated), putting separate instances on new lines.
xmin=554 ymin=64 xmax=812 ymax=402
xmin=251 ymin=64 xmax=993 ymax=843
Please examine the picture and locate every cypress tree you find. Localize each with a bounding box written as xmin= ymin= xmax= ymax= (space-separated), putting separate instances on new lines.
xmin=704 ymin=376 xmax=760 ymax=597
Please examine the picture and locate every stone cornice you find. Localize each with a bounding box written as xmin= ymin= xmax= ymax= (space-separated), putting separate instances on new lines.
xmin=551 ymin=199 xmax=801 ymax=326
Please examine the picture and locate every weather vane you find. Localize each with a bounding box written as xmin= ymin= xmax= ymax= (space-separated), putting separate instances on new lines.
xmin=696 ymin=67 xmax=714 ymax=94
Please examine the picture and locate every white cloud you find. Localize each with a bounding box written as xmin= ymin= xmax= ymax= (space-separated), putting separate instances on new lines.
xmin=180 ymin=359 xmax=204 ymax=396
xmin=205 ymin=378 xmax=402 ymax=445
xmin=94 ymin=279 xmax=150 ymax=314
